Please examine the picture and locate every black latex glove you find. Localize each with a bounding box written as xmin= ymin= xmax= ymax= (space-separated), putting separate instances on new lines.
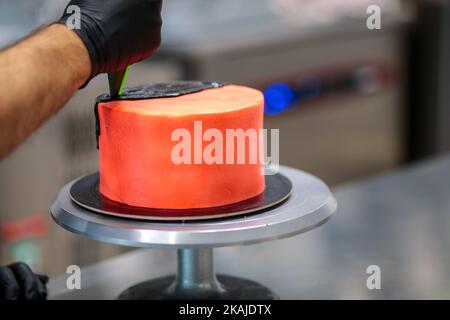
xmin=0 ymin=262 xmax=48 ymax=300
xmin=58 ymin=0 xmax=162 ymax=82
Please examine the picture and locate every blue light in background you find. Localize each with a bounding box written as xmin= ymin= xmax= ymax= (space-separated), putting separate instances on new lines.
xmin=264 ymin=83 xmax=295 ymax=115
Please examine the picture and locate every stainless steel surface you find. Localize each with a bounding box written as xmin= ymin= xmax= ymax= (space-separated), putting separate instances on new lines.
xmin=51 ymin=166 xmax=336 ymax=248
xmin=49 ymin=154 xmax=450 ymax=299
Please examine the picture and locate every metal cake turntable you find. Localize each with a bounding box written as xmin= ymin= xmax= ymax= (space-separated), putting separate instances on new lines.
xmin=50 ymin=165 xmax=337 ymax=299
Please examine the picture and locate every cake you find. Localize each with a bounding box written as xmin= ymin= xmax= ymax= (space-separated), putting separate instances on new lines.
xmin=95 ymin=82 xmax=265 ymax=209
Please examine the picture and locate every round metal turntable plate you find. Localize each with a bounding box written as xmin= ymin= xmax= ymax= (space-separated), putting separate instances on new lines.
xmin=69 ymin=172 xmax=292 ymax=221
xmin=51 ymin=166 xmax=337 ymax=249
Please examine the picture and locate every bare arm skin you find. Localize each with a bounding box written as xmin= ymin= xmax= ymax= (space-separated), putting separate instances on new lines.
xmin=0 ymin=24 xmax=91 ymax=159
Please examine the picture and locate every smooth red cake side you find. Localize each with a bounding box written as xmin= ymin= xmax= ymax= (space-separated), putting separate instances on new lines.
xmin=98 ymin=84 xmax=265 ymax=209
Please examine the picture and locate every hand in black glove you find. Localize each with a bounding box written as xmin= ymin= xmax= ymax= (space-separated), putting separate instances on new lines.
xmin=58 ymin=0 xmax=163 ymax=82
xmin=0 ymin=262 xmax=48 ymax=300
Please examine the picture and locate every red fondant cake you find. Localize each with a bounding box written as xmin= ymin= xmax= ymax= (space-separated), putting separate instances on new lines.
xmin=97 ymin=84 xmax=265 ymax=209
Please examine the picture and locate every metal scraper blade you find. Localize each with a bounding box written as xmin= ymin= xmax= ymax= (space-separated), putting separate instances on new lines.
xmin=108 ymin=66 xmax=130 ymax=97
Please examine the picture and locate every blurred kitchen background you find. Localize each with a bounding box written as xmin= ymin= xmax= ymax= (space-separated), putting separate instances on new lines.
xmin=0 ymin=0 xmax=449 ymax=278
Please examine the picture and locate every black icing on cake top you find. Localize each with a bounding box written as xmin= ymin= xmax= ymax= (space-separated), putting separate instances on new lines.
xmin=96 ymin=81 xmax=228 ymax=102
xmin=94 ymin=81 xmax=228 ymax=149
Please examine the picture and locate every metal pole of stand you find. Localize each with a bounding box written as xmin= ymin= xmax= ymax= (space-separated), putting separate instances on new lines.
xmin=169 ymin=248 xmax=225 ymax=298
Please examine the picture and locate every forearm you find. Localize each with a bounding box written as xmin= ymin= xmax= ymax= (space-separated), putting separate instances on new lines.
xmin=0 ymin=24 xmax=91 ymax=158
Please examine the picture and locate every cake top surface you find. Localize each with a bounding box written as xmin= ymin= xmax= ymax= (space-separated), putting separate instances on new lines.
xmin=98 ymin=84 xmax=263 ymax=116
